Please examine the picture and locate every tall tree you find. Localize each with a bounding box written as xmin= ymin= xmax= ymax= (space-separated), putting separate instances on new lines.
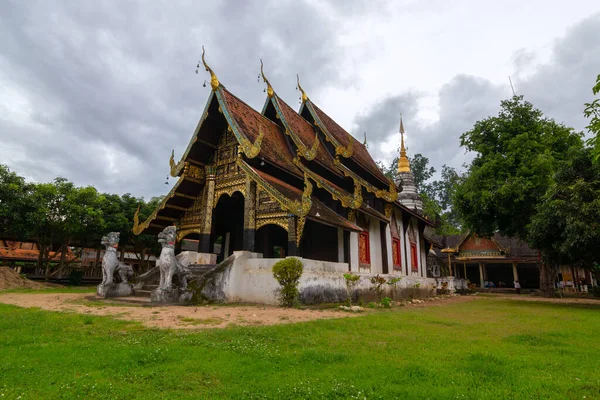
xmin=528 ymin=147 xmax=600 ymax=276
xmin=0 ymin=164 xmax=35 ymax=240
xmin=454 ymin=95 xmax=583 ymax=295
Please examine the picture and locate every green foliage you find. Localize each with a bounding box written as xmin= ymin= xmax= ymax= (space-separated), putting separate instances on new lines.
xmin=380 ymin=297 xmax=392 ymax=308
xmin=455 ymin=95 xmax=583 ymax=241
xmin=527 ymin=147 xmax=600 ymax=265
xmin=68 ymin=270 xmax=84 ymax=286
xmin=369 ymin=274 xmax=387 ymax=300
xmin=272 ymin=258 xmax=304 ymax=307
xmin=343 ymin=273 xmax=361 ymax=306
xmin=584 ymin=74 xmax=600 ymax=163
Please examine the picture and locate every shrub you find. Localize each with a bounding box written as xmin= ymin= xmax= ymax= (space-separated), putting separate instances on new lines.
xmin=370 ymin=274 xmax=387 ymax=300
xmin=591 ymin=286 xmax=600 ymax=298
xmin=387 ymin=277 xmax=402 ymax=300
xmin=343 ymin=273 xmax=361 ymax=306
xmin=272 ymin=258 xmax=304 ymax=307
xmin=380 ymin=297 xmax=392 ymax=308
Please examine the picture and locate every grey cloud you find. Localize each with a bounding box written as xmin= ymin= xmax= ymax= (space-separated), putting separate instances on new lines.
xmin=0 ymin=0 xmax=342 ymax=198
xmin=354 ymin=12 xmax=600 ymax=174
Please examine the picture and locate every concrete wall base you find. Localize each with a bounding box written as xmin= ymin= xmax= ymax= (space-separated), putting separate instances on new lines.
xmin=97 ymin=283 xmax=133 ymax=298
xmin=195 ymin=251 xmax=439 ymax=305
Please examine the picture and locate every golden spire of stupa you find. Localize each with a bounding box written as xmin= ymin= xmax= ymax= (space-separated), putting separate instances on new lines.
xmin=397 ymin=114 xmax=411 ymax=173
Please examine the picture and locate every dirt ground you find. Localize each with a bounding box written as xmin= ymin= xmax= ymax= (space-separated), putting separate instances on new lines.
xmin=0 ymin=267 xmax=50 ymax=290
xmin=0 ymin=292 xmax=595 ymax=330
xmin=0 ymin=292 xmax=363 ymax=329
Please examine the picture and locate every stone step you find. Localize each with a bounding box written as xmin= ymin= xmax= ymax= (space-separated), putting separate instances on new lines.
xmin=132 ymin=289 xmax=152 ymax=298
xmin=113 ymin=296 xmax=152 ymax=304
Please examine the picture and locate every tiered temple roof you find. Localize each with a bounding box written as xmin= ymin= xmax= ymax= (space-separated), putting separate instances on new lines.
xmin=133 ymin=51 xmax=432 ymax=238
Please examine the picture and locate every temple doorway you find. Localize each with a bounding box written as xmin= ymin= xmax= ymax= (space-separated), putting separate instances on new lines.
xmin=256 ymin=224 xmax=288 ymax=258
xmin=517 ymin=263 xmax=540 ymax=289
xmin=300 ymin=220 xmax=338 ymax=262
xmin=212 ymin=192 xmax=244 ymax=263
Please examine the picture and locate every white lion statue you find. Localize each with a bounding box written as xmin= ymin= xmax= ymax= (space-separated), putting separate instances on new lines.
xmin=157 ymin=226 xmax=191 ymax=290
xmin=101 ymin=232 xmax=134 ymax=285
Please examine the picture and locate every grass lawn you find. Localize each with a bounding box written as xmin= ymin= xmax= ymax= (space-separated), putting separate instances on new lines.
xmin=0 ymin=295 xmax=598 ymax=399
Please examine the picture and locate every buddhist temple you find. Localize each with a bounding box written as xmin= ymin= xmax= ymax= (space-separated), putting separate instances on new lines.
xmin=133 ymin=50 xmax=435 ymax=278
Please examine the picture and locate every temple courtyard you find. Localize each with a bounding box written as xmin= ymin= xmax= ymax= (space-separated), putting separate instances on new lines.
xmin=0 ymin=289 xmax=598 ymax=399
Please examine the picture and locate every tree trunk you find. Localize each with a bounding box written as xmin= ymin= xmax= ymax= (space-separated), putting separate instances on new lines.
xmin=37 ymin=243 xmax=45 ymax=270
xmin=539 ymin=261 xmax=558 ymax=297
xmin=43 ymin=246 xmax=52 ymax=282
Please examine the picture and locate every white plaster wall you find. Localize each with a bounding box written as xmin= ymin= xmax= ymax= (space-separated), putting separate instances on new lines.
xmin=213 ymin=251 xmax=438 ymax=305
xmin=369 ymin=217 xmax=382 ymax=274
xmin=349 ymin=232 xmax=359 ymax=272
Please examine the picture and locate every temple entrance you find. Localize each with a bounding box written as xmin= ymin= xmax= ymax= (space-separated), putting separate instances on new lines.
xmin=300 ymin=220 xmax=338 ymax=262
xmin=212 ymin=192 xmax=244 ymax=263
xmin=485 ymin=263 xmax=514 ymax=288
xmin=517 ymin=263 xmax=540 ymax=289
xmin=256 ymin=224 xmax=288 ymax=258
xmin=464 ymin=263 xmax=480 ymax=286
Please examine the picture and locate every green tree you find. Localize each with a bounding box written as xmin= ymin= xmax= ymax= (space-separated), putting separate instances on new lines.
xmin=584 ymin=73 xmax=600 ymax=163
xmin=0 ymin=164 xmax=36 ymax=240
xmin=454 ymin=95 xmax=583 ymax=295
xmin=528 ymin=147 xmax=600 ymax=279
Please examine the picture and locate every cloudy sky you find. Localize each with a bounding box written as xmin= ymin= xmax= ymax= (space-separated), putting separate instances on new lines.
xmin=1 ymin=0 xmax=599 ymax=199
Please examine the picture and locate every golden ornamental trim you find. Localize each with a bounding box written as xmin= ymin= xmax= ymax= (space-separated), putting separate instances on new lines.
xmin=237 ymin=159 xmax=312 ymax=217
xmin=170 ymin=150 xmax=185 ymax=177
xmin=256 ymin=217 xmax=289 ymax=231
xmin=177 ymin=227 xmax=201 ymax=242
xmin=239 ymin=126 xmax=264 ymax=159
xmin=133 ymin=175 xmax=187 ymax=236
xmin=201 ymin=46 xmax=220 ymax=90
xmin=297 ymin=74 xmax=308 ymax=102
xmin=384 ymin=203 xmax=393 ymax=219
xmin=260 ymin=59 xmax=274 ymax=98
xmin=296 ymin=216 xmax=306 ymax=246
xmin=334 ymin=140 xmax=353 ymax=158
xmin=303 ymin=130 xmax=320 ymax=161
xmin=294 ymin=157 xmax=361 ymax=209
xmin=334 ymin=157 xmax=398 ymax=202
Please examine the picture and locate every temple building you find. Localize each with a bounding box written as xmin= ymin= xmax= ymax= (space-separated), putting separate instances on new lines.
xmin=133 ymin=51 xmax=434 ymax=279
xmin=434 ymin=233 xmax=596 ymax=289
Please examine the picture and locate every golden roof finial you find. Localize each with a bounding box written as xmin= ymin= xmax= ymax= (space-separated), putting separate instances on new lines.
xmin=398 ymin=114 xmax=411 ymax=173
xmin=297 ymin=74 xmax=308 ymax=102
xmin=260 ymin=59 xmax=274 ymax=98
xmin=201 ymin=46 xmax=219 ymax=90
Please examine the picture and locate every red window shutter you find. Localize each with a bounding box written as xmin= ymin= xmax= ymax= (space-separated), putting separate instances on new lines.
xmin=359 ymin=232 xmax=370 ymax=264
xmin=411 ymin=243 xmax=418 ymax=271
xmin=392 ymin=238 xmax=401 ymax=267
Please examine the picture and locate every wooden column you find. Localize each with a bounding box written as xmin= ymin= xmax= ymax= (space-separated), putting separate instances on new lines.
xmin=512 ymin=262 xmax=519 ymax=282
xmin=479 ymin=263 xmax=485 ymax=287
xmin=463 ymin=262 xmax=467 ymax=280
xmin=287 ymin=215 xmax=298 ymax=256
xmin=198 ymin=167 xmax=216 ymax=253
xmin=242 ymin=179 xmax=256 ymax=252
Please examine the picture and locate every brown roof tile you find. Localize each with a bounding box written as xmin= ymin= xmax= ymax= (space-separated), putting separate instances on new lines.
xmin=309 ymin=102 xmax=390 ymax=184
xmin=274 ymin=97 xmax=341 ymax=175
xmin=220 ymin=88 xmax=302 ymax=178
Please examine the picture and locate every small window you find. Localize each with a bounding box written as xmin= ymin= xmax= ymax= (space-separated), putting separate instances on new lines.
xmin=411 ymin=243 xmax=418 ymax=271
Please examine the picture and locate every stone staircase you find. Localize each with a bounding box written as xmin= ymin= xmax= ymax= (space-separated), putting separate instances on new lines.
xmin=130 ymin=264 xmax=218 ymax=301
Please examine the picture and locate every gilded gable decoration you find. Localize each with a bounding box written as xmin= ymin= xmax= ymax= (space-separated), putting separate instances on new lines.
xmin=201 ymin=46 xmax=220 ymax=91
xmin=169 ymin=150 xmax=185 ymax=177
xmin=296 ymin=74 xmax=308 ymax=102
xmin=260 ymin=59 xmax=274 ymax=98
xmin=238 ymin=126 xmax=264 ymax=159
